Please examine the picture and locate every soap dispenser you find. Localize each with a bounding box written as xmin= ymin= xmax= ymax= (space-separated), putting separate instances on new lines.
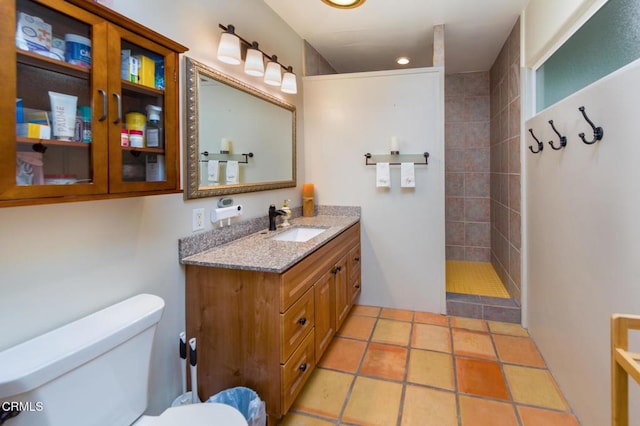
xmin=281 ymin=199 xmax=292 ymax=227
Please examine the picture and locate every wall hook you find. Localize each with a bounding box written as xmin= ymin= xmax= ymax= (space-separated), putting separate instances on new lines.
xmin=578 ymin=106 xmax=603 ymax=145
xmin=548 ymin=120 xmax=567 ymax=150
xmin=528 ymin=128 xmax=543 ymax=154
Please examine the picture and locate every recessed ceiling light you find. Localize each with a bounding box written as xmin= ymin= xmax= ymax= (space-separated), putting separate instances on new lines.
xmin=396 ymin=57 xmax=410 ymax=65
xmin=321 ymin=0 xmax=366 ymax=9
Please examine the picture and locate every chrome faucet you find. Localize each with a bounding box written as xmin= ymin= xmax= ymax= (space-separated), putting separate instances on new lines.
xmin=268 ymin=204 xmax=287 ymax=231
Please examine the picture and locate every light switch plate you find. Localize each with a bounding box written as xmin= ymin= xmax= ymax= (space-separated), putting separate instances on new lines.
xmin=192 ymin=208 xmax=205 ymax=232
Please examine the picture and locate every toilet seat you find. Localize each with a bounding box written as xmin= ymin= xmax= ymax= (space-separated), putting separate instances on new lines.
xmin=134 ymin=403 xmax=247 ymax=426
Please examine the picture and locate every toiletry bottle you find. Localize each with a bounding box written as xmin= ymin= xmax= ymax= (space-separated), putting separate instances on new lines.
xmin=281 ymin=199 xmax=292 ymax=227
xmin=78 ymin=106 xmax=91 ymax=143
xmin=145 ymin=105 xmax=163 ymax=148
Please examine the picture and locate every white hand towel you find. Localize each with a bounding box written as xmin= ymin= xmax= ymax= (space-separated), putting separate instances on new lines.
xmin=226 ymin=160 xmax=239 ymax=184
xmin=376 ymin=162 xmax=390 ymax=188
xmin=401 ymin=162 xmax=415 ymax=188
xmin=207 ymin=160 xmax=219 ymax=182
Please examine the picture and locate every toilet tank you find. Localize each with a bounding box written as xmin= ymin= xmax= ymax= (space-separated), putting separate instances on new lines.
xmin=0 ymin=294 xmax=165 ymax=426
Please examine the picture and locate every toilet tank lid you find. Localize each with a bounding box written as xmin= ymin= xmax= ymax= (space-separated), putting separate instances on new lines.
xmin=0 ymin=294 xmax=165 ymax=399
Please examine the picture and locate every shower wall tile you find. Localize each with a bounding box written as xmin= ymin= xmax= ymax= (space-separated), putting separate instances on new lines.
xmin=508 ymin=62 xmax=520 ymax=102
xmin=465 ymin=222 xmax=490 ymax=247
xmin=508 ymin=100 xmax=521 ymax=139
xmin=465 ymin=97 xmax=490 ymax=122
xmin=500 ymin=108 xmax=509 ymax=141
xmin=446 ymin=221 xmax=465 ymax=246
xmin=446 ymin=197 xmax=465 ymax=221
xmin=445 ymin=74 xmax=465 ymax=96
xmin=509 ymin=245 xmax=522 ymax=290
xmin=508 ymin=136 xmax=521 ymax=174
xmin=465 ymin=247 xmax=491 ymax=262
xmin=464 ymin=72 xmax=490 ymax=96
xmin=446 ymin=122 xmax=466 ymax=148
xmin=464 ymin=148 xmax=490 ymax=172
xmin=446 ymin=245 xmax=465 ymax=261
xmin=446 ymin=173 xmax=465 ymax=196
xmin=509 ymin=174 xmax=521 ymax=213
xmin=465 ymin=173 xmax=490 ymax=197
xmin=509 ymin=211 xmax=521 ymax=249
xmin=446 ymin=98 xmax=465 ymax=122
xmin=465 ymin=198 xmax=490 ymax=222
xmin=466 ymin=122 xmax=490 ymax=147
xmin=446 ymin=149 xmax=465 ymax=172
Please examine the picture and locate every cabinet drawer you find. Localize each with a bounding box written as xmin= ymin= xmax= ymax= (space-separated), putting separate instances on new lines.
xmin=280 ymin=223 xmax=360 ymax=311
xmin=281 ymin=287 xmax=314 ymax=363
xmin=281 ymin=329 xmax=315 ymax=414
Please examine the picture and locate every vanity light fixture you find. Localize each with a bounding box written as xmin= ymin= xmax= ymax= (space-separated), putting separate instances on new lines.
xmin=216 ymin=24 xmax=297 ymax=94
xmin=321 ymin=0 xmax=366 ymax=9
xmin=281 ymin=66 xmax=298 ymax=94
xmin=244 ymin=42 xmax=265 ymax=77
xmin=216 ymin=25 xmax=242 ymax=65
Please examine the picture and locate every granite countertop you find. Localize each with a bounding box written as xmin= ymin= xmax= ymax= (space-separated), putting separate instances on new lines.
xmin=181 ymin=215 xmax=360 ymax=273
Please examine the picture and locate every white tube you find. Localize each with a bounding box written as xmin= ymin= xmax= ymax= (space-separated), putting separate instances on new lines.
xmin=179 ymin=332 xmax=187 ymax=395
xmin=48 ymin=91 xmax=78 ymax=141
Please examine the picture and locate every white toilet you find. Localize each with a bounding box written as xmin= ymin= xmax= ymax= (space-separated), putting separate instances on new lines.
xmin=0 ymin=294 xmax=247 ymax=426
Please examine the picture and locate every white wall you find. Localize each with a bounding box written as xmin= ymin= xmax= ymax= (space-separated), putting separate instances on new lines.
xmin=524 ymin=0 xmax=607 ymax=68
xmin=303 ymin=69 xmax=445 ymax=313
xmin=526 ymin=58 xmax=640 ymax=426
xmin=0 ymin=0 xmax=303 ymax=415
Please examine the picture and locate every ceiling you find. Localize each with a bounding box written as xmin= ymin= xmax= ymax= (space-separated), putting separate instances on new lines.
xmin=263 ymin=0 xmax=529 ymax=74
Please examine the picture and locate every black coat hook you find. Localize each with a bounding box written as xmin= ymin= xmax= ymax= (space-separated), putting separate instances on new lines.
xmin=578 ymin=106 xmax=603 ymax=145
xmin=528 ymin=128 xmax=543 ymax=154
xmin=548 ymin=120 xmax=567 ymax=150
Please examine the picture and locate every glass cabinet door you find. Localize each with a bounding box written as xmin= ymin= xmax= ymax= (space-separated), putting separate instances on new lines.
xmin=106 ymin=25 xmax=178 ymax=193
xmin=1 ymin=0 xmax=109 ymax=200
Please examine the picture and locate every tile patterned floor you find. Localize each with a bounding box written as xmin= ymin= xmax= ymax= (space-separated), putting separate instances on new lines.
xmin=280 ymin=306 xmax=580 ymax=426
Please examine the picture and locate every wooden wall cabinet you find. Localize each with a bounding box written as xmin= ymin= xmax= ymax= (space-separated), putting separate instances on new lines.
xmin=0 ymin=0 xmax=187 ymax=206
xmin=185 ymin=222 xmax=361 ymax=425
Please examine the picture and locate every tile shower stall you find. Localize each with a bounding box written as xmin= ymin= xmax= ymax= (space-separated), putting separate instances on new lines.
xmin=445 ymin=19 xmax=522 ymax=322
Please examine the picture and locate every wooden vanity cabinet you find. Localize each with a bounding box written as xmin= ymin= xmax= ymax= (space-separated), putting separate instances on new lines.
xmin=0 ymin=0 xmax=187 ymax=206
xmin=185 ymin=222 xmax=361 ymax=425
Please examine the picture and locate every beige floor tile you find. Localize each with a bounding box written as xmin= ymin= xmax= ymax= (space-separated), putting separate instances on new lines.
xmin=450 ymin=316 xmax=488 ymax=332
xmin=317 ymin=337 xmax=366 ymax=373
xmin=352 ymin=305 xmax=382 ymax=317
xmin=414 ymin=311 xmax=449 ymax=326
xmin=459 ymin=395 xmax=518 ymax=426
xmin=518 ymin=406 xmax=581 ymax=426
xmin=342 ymin=376 xmax=403 ymax=426
xmin=452 ymin=328 xmax=496 ymax=360
xmin=504 ymin=365 xmax=569 ymax=411
xmin=290 ymin=369 xmax=353 ymax=419
xmin=488 ymin=320 xmax=529 ymax=337
xmin=380 ymin=307 xmax=414 ymax=322
xmin=371 ymin=319 xmax=412 ymax=346
xmin=279 ymin=412 xmax=335 ymax=425
xmin=411 ymin=323 xmax=451 ymax=353
xmin=360 ymin=343 xmax=408 ymax=381
xmin=401 ymin=384 xmax=457 ymax=426
xmin=493 ymin=334 xmax=545 ymax=367
xmin=407 ymin=349 xmax=454 ymax=390
xmin=337 ymin=314 xmax=376 ymax=340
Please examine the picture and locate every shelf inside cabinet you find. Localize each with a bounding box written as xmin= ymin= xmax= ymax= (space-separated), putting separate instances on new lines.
xmin=17 ymin=137 xmax=91 ymax=149
xmin=17 ymin=51 xmax=90 ymax=80
xmin=122 ymin=146 xmax=165 ymax=154
xmin=121 ymin=80 xmax=164 ymax=96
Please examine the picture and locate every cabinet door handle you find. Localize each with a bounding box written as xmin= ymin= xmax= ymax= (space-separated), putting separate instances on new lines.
xmin=331 ymin=267 xmax=339 ymax=275
xmin=354 ymin=284 xmax=361 ymax=289
xmin=354 ymin=257 xmax=360 ymax=262
xmin=298 ymin=317 xmax=307 ymax=325
xmin=112 ymin=92 xmax=122 ymax=124
xmin=337 ymin=266 xmax=342 ymax=272
xmin=299 ymin=363 xmax=308 ymax=372
xmin=98 ymin=89 xmax=107 ymax=122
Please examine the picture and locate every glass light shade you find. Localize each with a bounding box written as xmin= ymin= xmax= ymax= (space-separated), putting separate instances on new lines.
xmin=281 ymin=71 xmax=297 ymax=94
xmin=217 ymin=32 xmax=241 ymax=65
xmin=264 ymin=61 xmax=282 ymax=86
xmin=321 ymin=0 xmax=366 ymax=8
xmin=244 ymin=48 xmax=265 ymax=77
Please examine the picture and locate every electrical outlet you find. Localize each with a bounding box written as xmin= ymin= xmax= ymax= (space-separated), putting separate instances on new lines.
xmin=192 ymin=208 xmax=205 ymax=232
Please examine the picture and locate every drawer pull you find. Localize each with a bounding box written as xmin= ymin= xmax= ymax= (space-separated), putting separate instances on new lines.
xmin=299 ymin=363 xmax=308 ymax=372
xmin=331 ymin=266 xmax=339 ymax=275
xmin=354 ymin=284 xmax=361 ymax=289
xmin=354 ymin=257 xmax=360 ymax=262
xmin=298 ymin=317 xmax=307 ymax=325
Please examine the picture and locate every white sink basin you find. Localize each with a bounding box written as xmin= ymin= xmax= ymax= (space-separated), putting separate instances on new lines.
xmin=270 ymin=227 xmax=326 ymax=242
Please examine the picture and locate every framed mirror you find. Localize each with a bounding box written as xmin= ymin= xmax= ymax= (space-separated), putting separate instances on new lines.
xmin=184 ymin=56 xmax=296 ymax=199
